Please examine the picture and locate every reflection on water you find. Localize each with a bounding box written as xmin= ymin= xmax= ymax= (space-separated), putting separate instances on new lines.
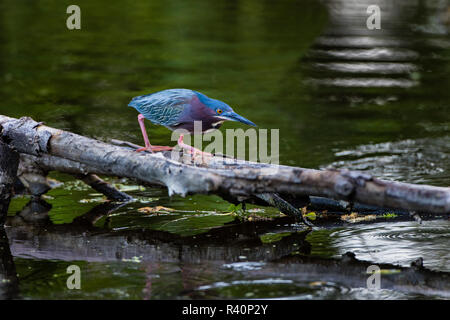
xmin=308 ymin=77 xmax=418 ymax=88
xmin=304 ymin=0 xmax=448 ymax=90
xmin=309 ymin=220 xmax=450 ymax=272
xmin=325 ymin=136 xmax=450 ymax=184
xmin=4 ymin=200 xmax=449 ymax=299
xmin=314 ymin=62 xmax=418 ymax=75
xmin=9 ymin=251 xmax=449 ymax=299
xmin=300 ymin=0 xmax=450 ymax=187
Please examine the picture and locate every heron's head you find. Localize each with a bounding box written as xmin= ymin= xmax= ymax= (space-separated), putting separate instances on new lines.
xmin=196 ymin=92 xmax=256 ymax=127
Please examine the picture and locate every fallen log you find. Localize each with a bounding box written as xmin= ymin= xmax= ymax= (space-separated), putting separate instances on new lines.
xmin=0 ymin=115 xmax=449 ymax=216
xmin=17 ymin=152 xmax=312 ymax=224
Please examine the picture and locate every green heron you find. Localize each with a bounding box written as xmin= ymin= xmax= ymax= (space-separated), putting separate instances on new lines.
xmin=129 ymin=89 xmax=256 ymax=155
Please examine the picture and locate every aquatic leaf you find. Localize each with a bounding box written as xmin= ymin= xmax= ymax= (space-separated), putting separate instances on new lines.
xmin=227 ymin=203 xmax=242 ymax=213
xmin=381 ymin=213 xmax=398 ymax=219
xmin=305 ymin=211 xmax=317 ymax=221
xmin=63 ymin=180 xmax=91 ymax=191
xmin=300 ymin=207 xmax=316 ymax=220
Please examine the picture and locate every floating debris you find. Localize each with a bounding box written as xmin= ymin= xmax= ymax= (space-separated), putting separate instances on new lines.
xmin=138 ymin=206 xmax=175 ymax=214
xmin=121 ymin=256 xmax=143 ymax=263
xmin=341 ymin=212 xmax=377 ymax=223
xmin=79 ymin=197 xmax=107 ymax=204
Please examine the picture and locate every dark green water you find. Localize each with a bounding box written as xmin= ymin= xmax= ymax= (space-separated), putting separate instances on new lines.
xmin=1 ymin=0 xmax=449 ymax=299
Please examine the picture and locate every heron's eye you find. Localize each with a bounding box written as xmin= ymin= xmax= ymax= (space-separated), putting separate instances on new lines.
xmin=217 ymin=109 xmax=223 ymax=115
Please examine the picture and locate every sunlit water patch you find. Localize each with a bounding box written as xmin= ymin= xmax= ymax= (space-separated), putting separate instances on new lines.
xmin=222 ymin=262 xmax=266 ymax=272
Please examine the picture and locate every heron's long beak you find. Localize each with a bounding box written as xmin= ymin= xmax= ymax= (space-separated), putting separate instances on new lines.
xmin=220 ymin=111 xmax=256 ymax=127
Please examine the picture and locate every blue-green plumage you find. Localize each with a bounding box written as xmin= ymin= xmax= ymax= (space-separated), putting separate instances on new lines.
xmin=129 ymin=89 xmax=255 ymax=133
xmin=128 ymin=89 xmax=191 ymax=127
xmin=129 ymin=88 xmax=256 ymax=153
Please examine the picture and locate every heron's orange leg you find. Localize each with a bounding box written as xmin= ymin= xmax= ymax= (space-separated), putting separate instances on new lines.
xmin=177 ymin=134 xmax=211 ymax=157
xmin=136 ymin=114 xmax=173 ymax=153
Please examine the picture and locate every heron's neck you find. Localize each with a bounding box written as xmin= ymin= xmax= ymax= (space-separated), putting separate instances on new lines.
xmin=194 ymin=91 xmax=217 ymax=109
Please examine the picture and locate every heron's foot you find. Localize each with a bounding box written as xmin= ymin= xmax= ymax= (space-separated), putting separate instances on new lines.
xmin=177 ymin=135 xmax=212 ymax=159
xmin=153 ymin=145 xmax=174 ymax=152
xmin=183 ymin=146 xmax=212 ymax=157
xmin=135 ymin=145 xmax=173 ymax=153
xmin=186 ymin=148 xmax=213 ymax=163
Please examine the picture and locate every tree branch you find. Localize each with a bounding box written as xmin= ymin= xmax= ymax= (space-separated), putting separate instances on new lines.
xmin=1 ymin=115 xmax=449 ymax=216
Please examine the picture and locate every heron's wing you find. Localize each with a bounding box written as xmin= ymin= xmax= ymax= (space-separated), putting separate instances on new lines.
xmin=129 ymin=89 xmax=194 ymax=126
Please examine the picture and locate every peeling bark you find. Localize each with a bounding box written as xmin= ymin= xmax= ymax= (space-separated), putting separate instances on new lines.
xmin=1 ymin=115 xmax=449 ymax=215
